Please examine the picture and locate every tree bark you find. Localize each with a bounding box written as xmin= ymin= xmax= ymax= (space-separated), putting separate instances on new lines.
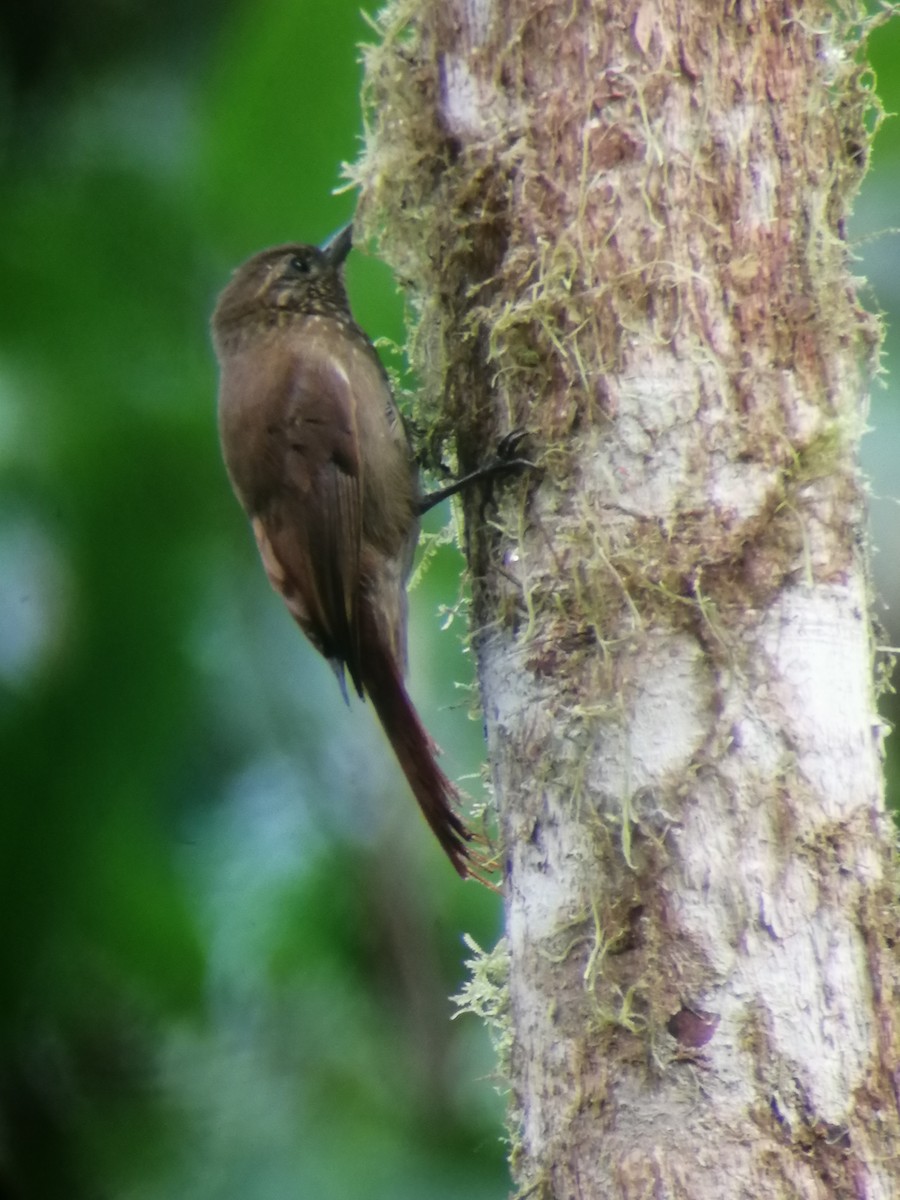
xmin=352 ymin=0 xmax=900 ymax=1196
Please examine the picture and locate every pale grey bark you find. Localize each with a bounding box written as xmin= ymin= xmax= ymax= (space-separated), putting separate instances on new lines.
xmin=351 ymin=0 xmax=900 ymax=1196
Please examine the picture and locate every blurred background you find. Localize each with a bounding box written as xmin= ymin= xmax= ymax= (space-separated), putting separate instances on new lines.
xmin=0 ymin=2 xmax=897 ymax=1197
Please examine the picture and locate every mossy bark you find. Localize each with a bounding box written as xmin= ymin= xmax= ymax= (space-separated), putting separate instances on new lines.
xmin=352 ymin=0 xmax=900 ymax=1196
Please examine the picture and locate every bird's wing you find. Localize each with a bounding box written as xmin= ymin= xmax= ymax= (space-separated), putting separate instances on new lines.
xmin=256 ymin=344 xmax=365 ymax=695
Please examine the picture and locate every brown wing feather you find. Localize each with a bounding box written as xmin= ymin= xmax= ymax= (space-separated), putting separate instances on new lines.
xmin=300 ymin=459 xmax=363 ymax=691
xmin=249 ymin=345 xmax=366 ymax=692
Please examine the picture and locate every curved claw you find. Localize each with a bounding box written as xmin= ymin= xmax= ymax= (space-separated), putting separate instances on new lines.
xmin=495 ymin=427 xmax=529 ymax=461
xmin=418 ymin=429 xmax=534 ymax=515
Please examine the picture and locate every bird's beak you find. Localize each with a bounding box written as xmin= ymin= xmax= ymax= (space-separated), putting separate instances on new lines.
xmin=321 ymin=222 xmax=353 ymax=267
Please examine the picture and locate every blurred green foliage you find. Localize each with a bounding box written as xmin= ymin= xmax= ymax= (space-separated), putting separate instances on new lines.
xmin=857 ymin=12 xmax=900 ymax=796
xmin=1 ymin=2 xmax=898 ymax=1197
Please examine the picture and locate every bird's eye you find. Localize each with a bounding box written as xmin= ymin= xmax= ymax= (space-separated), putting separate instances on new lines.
xmin=288 ymin=253 xmax=311 ymax=274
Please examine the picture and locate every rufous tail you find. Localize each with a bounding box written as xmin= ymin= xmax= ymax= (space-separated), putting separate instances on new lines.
xmin=359 ymin=624 xmax=474 ymax=879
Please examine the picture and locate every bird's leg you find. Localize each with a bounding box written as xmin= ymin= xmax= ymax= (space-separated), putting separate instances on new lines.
xmin=418 ymin=430 xmax=533 ymax=515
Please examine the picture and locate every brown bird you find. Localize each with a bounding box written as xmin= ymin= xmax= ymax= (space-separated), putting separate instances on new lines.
xmin=211 ymin=225 xmax=479 ymax=877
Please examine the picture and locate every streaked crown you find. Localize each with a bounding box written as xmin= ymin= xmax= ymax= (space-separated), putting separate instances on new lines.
xmin=212 ymin=227 xmax=354 ymax=345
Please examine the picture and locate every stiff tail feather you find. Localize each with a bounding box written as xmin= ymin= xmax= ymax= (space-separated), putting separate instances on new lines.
xmin=359 ymin=629 xmax=476 ymax=880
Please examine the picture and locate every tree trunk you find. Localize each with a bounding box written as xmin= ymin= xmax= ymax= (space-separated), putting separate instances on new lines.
xmin=351 ymin=0 xmax=900 ymax=1196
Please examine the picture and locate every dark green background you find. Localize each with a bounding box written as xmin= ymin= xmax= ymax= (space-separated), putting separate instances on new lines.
xmin=1 ymin=2 xmax=897 ymax=1196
